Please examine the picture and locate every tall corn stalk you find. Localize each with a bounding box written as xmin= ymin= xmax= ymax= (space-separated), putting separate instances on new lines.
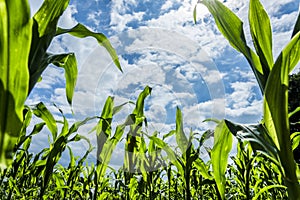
xmin=195 ymin=0 xmax=300 ymax=199
xmin=0 ymin=0 xmax=121 ymax=168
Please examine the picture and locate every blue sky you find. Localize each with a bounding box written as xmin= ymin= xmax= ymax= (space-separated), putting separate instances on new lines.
xmin=27 ymin=0 xmax=299 ymax=168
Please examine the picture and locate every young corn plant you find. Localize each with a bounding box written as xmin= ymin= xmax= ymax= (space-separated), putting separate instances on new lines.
xmin=0 ymin=103 xmax=96 ymax=199
xmin=149 ymin=107 xmax=213 ymax=200
xmin=195 ymin=0 xmax=300 ymax=199
xmin=227 ymin=141 xmax=287 ymax=199
xmin=0 ymin=0 xmax=121 ymax=168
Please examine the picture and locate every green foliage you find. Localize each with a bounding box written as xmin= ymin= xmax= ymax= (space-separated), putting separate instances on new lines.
xmin=0 ymin=0 xmax=32 ymax=168
xmin=211 ymin=120 xmax=233 ymax=199
xmin=0 ymin=0 xmax=121 ymax=168
xmin=196 ymin=0 xmax=300 ymax=198
xmin=0 ymin=86 xmax=291 ymax=199
xmin=1 ymin=0 xmax=299 ymax=199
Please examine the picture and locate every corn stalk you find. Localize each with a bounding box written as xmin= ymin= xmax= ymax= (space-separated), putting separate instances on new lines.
xmin=196 ymin=0 xmax=300 ymax=199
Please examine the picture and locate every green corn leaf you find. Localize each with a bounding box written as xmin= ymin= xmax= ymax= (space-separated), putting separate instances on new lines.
xmin=43 ymin=136 xmax=66 ymax=194
xmin=199 ymin=130 xmax=214 ymax=147
xmin=200 ymin=0 xmax=265 ymax=92
xmin=224 ymin=120 xmax=279 ymax=160
xmin=129 ymin=177 xmax=139 ymax=199
xmin=264 ymin=31 xmax=300 ymax=150
xmin=133 ymin=86 xmax=152 ymax=119
xmin=34 ymin=0 xmax=70 ymax=37
xmin=175 ymin=107 xmax=189 ymax=154
xmin=193 ymin=158 xmax=212 ymax=180
xmin=32 ymin=102 xmax=58 ymax=141
xmin=136 ymin=136 xmax=148 ymax=182
xmin=0 ymin=0 xmax=32 ymax=168
xmin=264 ymin=31 xmax=300 ymax=195
xmin=19 ymin=107 xmax=33 ymax=138
xmin=96 ymin=96 xmax=114 ymax=164
xmin=113 ymin=101 xmax=132 ymax=115
xmin=47 ymin=53 xmax=78 ymax=106
xmin=15 ymin=122 xmax=46 ymax=151
xmin=67 ymin=146 xmax=76 ymax=168
xmin=148 ymin=136 xmax=184 ymax=176
xmin=287 ymin=32 xmax=300 ymax=73
xmin=163 ymin=130 xmax=175 ymax=140
xmin=253 ymin=185 xmax=287 ymax=200
xmin=193 ymin=4 xmax=198 ymax=24
xmin=56 ymin=23 xmax=122 ymax=72
xmin=56 ymin=105 xmax=69 ymax=136
xmin=249 ymin=0 xmax=273 ymax=70
xmin=29 ymin=0 xmax=70 ymax=93
xmin=29 ymin=0 xmax=70 ymax=94
xmin=291 ymin=132 xmax=300 ymax=151
xmin=149 ymin=132 xmax=158 ymax=154
xmin=211 ymin=120 xmax=233 ymax=200
xmin=67 ymin=116 xmax=98 ymax=137
xmin=97 ymin=125 xmax=125 ymax=178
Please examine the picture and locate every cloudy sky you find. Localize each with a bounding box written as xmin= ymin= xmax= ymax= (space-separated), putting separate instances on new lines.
xmin=27 ymin=0 xmax=299 ymax=168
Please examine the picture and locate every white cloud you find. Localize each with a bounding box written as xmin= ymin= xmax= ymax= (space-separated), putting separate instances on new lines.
xmin=87 ymin=10 xmax=102 ymax=26
xmin=25 ymin=0 xmax=298 ymax=167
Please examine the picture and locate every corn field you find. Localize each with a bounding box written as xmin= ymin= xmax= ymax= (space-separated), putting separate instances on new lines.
xmin=0 ymin=0 xmax=299 ymax=199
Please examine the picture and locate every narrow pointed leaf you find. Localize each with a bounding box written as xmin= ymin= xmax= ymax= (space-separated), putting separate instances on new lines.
xmin=264 ymin=32 xmax=300 ymax=150
xmin=98 ymin=125 xmax=125 ymax=178
xmin=249 ymin=0 xmax=273 ymax=70
xmin=34 ymin=0 xmax=70 ymax=37
xmin=48 ymin=53 xmax=78 ymax=106
xmin=96 ymin=96 xmax=114 ymax=163
xmin=32 ymin=102 xmax=58 ymax=141
xmin=56 ymin=23 xmax=122 ymax=72
xmin=193 ymin=4 xmax=197 ymax=24
xmin=175 ymin=107 xmax=188 ymax=154
xmin=0 ymin=0 xmax=32 ymax=168
xmin=211 ymin=120 xmax=233 ymax=200
xmin=133 ymin=86 xmax=152 ymax=118
xmin=29 ymin=0 xmax=70 ymax=94
xmin=200 ymin=0 xmax=265 ymax=92
xmin=264 ymin=31 xmax=300 ymax=194
xmin=224 ymin=120 xmax=278 ymax=159
xmin=148 ymin=136 xmax=184 ymax=176
xmin=291 ymin=132 xmax=300 ymax=151
xmin=194 ymin=158 xmax=212 ymax=180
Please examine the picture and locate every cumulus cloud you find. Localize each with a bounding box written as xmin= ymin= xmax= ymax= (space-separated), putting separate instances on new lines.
xmin=26 ymin=0 xmax=299 ymax=167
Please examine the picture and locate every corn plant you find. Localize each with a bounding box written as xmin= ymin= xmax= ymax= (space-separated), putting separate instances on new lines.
xmin=148 ymin=107 xmax=214 ymax=200
xmin=195 ymin=0 xmax=300 ymax=198
xmin=0 ymin=103 xmax=96 ymax=199
xmin=0 ymin=0 xmax=121 ymax=168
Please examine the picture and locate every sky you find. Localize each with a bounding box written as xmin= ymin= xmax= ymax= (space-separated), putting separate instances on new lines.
xmin=27 ymin=0 xmax=299 ymax=169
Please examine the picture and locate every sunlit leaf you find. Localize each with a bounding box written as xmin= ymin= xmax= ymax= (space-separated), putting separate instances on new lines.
xmin=211 ymin=120 xmax=233 ymax=200
xmin=56 ymin=23 xmax=122 ymax=72
xmin=264 ymin=31 xmax=300 ymax=195
xmin=34 ymin=0 xmax=69 ymax=37
xmin=200 ymin=0 xmax=265 ymax=92
xmin=0 ymin=0 xmax=32 ymax=168
xmin=148 ymin=136 xmax=184 ymax=176
xmin=48 ymin=53 xmax=78 ymax=106
xmin=175 ymin=107 xmax=189 ymax=154
xmin=291 ymin=132 xmax=300 ymax=151
xmin=225 ymin=120 xmax=279 ymax=160
xmin=32 ymin=102 xmax=58 ymax=141
xmin=249 ymin=0 xmax=273 ymax=70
